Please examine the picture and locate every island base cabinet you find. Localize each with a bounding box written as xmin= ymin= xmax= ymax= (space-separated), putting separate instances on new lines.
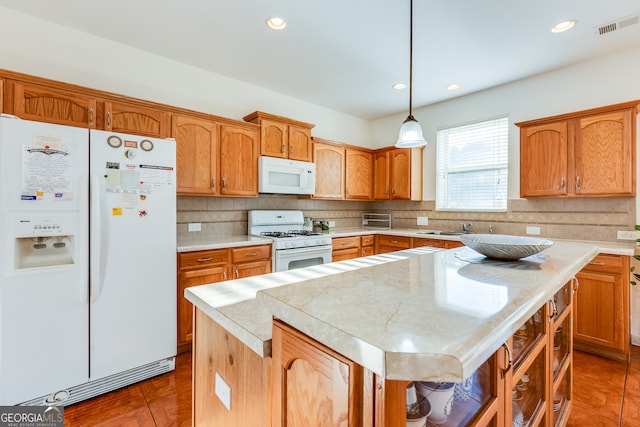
xmin=272 ymin=319 xmax=365 ymax=427
xmin=193 ymin=309 xmax=272 ymax=426
xmin=272 ymin=319 xmax=505 ymax=427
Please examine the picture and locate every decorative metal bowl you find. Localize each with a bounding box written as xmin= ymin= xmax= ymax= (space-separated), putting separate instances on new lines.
xmin=458 ymin=234 xmax=554 ymax=260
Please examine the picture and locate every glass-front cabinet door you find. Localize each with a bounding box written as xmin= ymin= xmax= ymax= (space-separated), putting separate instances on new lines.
xmin=403 ymin=351 xmax=504 ymax=427
xmin=507 ymin=304 xmax=550 ymax=427
xmin=550 ymin=281 xmax=575 ymax=426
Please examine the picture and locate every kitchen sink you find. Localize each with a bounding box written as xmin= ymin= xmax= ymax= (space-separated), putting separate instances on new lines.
xmin=416 ymin=231 xmax=475 ymax=236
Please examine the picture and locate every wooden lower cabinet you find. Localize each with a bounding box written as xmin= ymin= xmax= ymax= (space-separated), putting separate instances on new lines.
xmin=272 ymin=320 xmax=365 ymax=426
xmin=411 ymin=237 xmax=464 ymax=249
xmin=376 ymin=235 xmax=411 ymax=254
xmin=360 ymin=235 xmax=375 ymax=257
xmin=193 ymin=309 xmax=272 ymax=426
xmin=178 ymin=245 xmax=271 ymax=352
xmin=231 ymin=245 xmax=272 ymax=279
xmin=573 ymin=254 xmax=630 ymax=360
xmin=332 ymin=236 xmax=361 ymax=262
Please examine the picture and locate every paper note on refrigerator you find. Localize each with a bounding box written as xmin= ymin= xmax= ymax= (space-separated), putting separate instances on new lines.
xmin=21 ymin=136 xmax=73 ymax=201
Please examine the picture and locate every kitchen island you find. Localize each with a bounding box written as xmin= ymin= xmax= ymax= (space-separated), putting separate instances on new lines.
xmin=185 ymin=240 xmax=599 ymax=426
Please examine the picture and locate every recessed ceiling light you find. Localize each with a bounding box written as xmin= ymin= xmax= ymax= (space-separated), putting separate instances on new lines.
xmin=446 ymin=84 xmax=460 ymax=91
xmin=551 ymin=20 xmax=576 ymax=33
xmin=392 ymin=82 xmax=407 ymax=90
xmin=266 ymin=17 xmax=287 ymax=30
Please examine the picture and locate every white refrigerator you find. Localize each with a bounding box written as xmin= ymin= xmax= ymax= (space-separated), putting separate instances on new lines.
xmin=0 ymin=115 xmax=176 ymax=406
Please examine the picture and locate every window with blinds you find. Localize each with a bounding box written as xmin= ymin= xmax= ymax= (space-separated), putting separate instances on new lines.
xmin=436 ymin=116 xmax=508 ymax=211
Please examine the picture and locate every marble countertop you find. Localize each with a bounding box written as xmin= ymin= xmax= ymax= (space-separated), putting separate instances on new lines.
xmin=186 ymin=241 xmax=599 ymax=382
xmin=176 ymin=234 xmax=272 ymax=252
xmin=177 ymin=228 xmax=635 ymax=255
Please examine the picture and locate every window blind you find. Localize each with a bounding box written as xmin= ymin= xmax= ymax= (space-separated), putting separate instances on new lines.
xmin=436 ymin=116 xmax=509 ymax=211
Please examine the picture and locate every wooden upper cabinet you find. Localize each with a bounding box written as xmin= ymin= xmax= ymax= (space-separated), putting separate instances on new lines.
xmin=313 ymin=139 xmax=345 ymax=199
xmin=373 ymin=150 xmax=391 ymax=199
xmin=172 ymin=114 xmax=218 ymax=196
xmin=345 ymin=147 xmax=373 ymax=200
xmin=260 ymin=118 xmax=289 ymax=158
xmin=519 ymin=121 xmax=569 ymax=197
xmin=517 ymin=101 xmax=638 ymax=198
xmin=218 ymin=123 xmax=259 ymax=197
xmin=288 ymin=123 xmax=313 ymax=161
xmin=575 ymin=109 xmax=634 ymax=195
xmin=104 ymin=100 xmax=170 ymax=138
xmin=243 ymin=111 xmax=314 ymax=162
xmin=373 ymin=147 xmax=422 ymax=200
xmin=11 ymin=81 xmax=97 ymax=128
xmin=390 ymin=149 xmax=411 ymax=199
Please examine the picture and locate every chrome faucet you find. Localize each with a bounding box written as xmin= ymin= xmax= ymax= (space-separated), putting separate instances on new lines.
xmin=461 ymin=223 xmax=472 ymax=232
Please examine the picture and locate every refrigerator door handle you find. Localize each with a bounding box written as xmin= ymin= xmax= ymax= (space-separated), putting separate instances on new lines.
xmin=90 ymin=173 xmax=105 ymax=303
xmin=80 ymin=172 xmax=91 ymax=304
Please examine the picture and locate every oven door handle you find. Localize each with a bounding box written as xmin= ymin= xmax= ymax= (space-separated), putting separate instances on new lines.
xmin=276 ymin=245 xmax=332 ymax=257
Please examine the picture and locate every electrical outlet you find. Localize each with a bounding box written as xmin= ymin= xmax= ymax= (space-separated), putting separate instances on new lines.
xmin=417 ymin=216 xmax=429 ymax=226
xmin=526 ymin=226 xmax=541 ymax=235
xmin=215 ymin=372 xmax=231 ymax=410
xmin=328 ymin=221 xmax=335 ymax=228
xmin=617 ymin=230 xmax=636 ymax=240
xmin=188 ymin=223 xmax=201 ymax=232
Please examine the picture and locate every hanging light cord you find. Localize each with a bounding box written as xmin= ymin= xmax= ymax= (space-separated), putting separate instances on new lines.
xmin=408 ymin=0 xmax=414 ymax=119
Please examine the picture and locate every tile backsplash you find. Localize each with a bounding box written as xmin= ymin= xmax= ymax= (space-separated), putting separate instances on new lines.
xmin=177 ymin=195 xmax=636 ymax=242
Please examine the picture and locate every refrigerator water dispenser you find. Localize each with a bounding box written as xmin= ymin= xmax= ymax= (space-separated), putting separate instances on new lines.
xmin=10 ymin=213 xmax=78 ymax=270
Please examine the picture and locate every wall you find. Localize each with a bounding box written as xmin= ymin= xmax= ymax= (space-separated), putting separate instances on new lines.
xmin=0 ymin=6 xmax=371 ymax=147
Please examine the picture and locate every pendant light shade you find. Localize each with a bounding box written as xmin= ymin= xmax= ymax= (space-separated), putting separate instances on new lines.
xmin=396 ymin=115 xmax=426 ymax=148
xmin=395 ymin=0 xmax=427 ymax=148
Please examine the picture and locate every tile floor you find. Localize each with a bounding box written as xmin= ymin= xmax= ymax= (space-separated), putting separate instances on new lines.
xmin=63 ymin=346 xmax=640 ymax=426
xmin=568 ymin=346 xmax=640 ymax=427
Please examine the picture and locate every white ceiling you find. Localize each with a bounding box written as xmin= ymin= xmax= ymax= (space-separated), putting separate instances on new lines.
xmin=1 ymin=0 xmax=639 ymax=120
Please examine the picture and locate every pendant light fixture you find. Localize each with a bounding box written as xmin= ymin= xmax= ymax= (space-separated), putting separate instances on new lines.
xmin=395 ymin=0 xmax=427 ymax=148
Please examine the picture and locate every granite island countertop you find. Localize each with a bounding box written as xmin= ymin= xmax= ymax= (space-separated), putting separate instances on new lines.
xmin=185 ymin=240 xmax=599 ymax=382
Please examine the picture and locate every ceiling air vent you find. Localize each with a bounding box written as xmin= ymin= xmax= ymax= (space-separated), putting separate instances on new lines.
xmin=595 ymin=13 xmax=639 ymax=35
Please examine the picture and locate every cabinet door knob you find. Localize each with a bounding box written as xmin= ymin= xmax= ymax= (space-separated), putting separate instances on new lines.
xmin=576 ymin=176 xmax=581 ymax=190
xmin=560 ymin=176 xmax=565 ymax=190
xmin=196 ymin=257 xmax=213 ymax=262
xmin=222 ymin=177 xmax=227 ymax=190
xmin=107 ymin=111 xmax=111 ymax=129
xmin=89 ymin=108 xmax=94 ymax=126
xmin=246 ymin=252 xmax=258 ymax=256
xmin=588 ymin=261 xmax=606 ymax=266
xmin=211 ymin=177 xmax=216 ymax=190
xmin=223 ymin=271 xmax=227 ymax=280
xmin=235 ymin=269 xmax=239 ymax=279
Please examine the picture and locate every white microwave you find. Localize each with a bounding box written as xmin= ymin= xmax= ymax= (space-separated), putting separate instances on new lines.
xmin=258 ymin=156 xmax=316 ymax=195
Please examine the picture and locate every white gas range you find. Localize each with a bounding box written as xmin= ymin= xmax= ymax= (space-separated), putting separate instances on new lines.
xmin=248 ymin=210 xmax=332 ymax=272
